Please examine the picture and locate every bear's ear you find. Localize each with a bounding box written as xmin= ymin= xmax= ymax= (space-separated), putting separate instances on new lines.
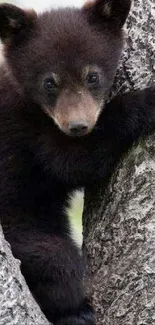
xmin=83 ymin=0 xmax=131 ymax=29
xmin=0 ymin=3 xmax=37 ymax=43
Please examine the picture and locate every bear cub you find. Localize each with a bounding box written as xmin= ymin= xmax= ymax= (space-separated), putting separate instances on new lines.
xmin=0 ymin=0 xmax=155 ymax=324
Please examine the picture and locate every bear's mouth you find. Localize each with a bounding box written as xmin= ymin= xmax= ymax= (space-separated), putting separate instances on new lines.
xmin=43 ymin=95 xmax=104 ymax=137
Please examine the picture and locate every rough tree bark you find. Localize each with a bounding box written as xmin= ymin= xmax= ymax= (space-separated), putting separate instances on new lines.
xmin=83 ymin=1 xmax=155 ymax=324
xmin=0 ymin=225 xmax=50 ymax=325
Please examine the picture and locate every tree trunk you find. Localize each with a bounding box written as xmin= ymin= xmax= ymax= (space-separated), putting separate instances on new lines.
xmin=83 ymin=1 xmax=155 ymax=324
xmin=0 ymin=225 xmax=50 ymax=325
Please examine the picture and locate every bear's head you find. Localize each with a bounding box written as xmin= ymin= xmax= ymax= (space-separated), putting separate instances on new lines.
xmin=0 ymin=0 xmax=131 ymax=136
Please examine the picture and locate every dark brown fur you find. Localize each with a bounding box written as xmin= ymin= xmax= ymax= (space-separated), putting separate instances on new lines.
xmin=2 ymin=3 xmax=125 ymax=136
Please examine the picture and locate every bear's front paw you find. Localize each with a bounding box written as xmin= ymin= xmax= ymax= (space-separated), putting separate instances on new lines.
xmin=54 ymin=299 xmax=95 ymax=325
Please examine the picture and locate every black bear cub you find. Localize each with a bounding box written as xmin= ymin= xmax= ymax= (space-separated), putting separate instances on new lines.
xmin=0 ymin=0 xmax=155 ymax=324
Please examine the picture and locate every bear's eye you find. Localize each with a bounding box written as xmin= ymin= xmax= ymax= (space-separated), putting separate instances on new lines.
xmin=86 ymin=72 xmax=99 ymax=85
xmin=44 ymin=78 xmax=58 ymax=91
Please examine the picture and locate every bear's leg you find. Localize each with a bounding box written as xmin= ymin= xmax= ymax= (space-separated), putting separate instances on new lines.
xmin=4 ymin=227 xmax=94 ymax=325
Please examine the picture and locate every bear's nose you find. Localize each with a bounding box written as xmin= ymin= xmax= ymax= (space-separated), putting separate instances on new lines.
xmin=68 ymin=121 xmax=89 ymax=136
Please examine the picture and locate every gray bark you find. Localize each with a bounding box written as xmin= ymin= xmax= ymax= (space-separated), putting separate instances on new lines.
xmin=83 ymin=0 xmax=155 ymax=324
xmin=0 ymin=225 xmax=50 ymax=325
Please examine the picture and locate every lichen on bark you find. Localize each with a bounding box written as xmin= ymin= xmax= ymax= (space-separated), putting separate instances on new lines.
xmin=112 ymin=0 xmax=155 ymax=95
